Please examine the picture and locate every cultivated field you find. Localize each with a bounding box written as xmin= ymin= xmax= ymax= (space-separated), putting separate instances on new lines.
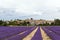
xmin=0 ymin=26 xmax=60 ymax=40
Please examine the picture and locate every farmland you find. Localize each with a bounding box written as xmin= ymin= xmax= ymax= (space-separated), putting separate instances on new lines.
xmin=0 ymin=26 xmax=60 ymax=40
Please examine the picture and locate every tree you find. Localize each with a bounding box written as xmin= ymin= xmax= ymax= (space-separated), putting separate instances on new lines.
xmin=54 ymin=19 xmax=60 ymax=25
xmin=26 ymin=22 xmax=30 ymax=26
xmin=0 ymin=20 xmax=4 ymax=26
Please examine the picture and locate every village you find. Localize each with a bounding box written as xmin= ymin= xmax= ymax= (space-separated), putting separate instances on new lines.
xmin=0 ymin=18 xmax=55 ymax=26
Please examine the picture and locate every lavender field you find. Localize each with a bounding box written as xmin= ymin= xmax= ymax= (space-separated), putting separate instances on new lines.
xmin=0 ymin=26 xmax=60 ymax=40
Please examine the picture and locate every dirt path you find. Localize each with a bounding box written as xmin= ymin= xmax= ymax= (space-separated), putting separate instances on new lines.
xmin=40 ymin=27 xmax=51 ymax=40
xmin=23 ymin=27 xmax=38 ymax=40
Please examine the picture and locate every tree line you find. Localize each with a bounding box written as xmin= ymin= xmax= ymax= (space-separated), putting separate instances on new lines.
xmin=0 ymin=19 xmax=60 ymax=26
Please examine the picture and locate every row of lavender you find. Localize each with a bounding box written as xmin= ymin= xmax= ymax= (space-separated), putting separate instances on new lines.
xmin=0 ymin=26 xmax=35 ymax=40
xmin=42 ymin=26 xmax=60 ymax=40
xmin=0 ymin=26 xmax=42 ymax=40
xmin=31 ymin=27 xmax=42 ymax=40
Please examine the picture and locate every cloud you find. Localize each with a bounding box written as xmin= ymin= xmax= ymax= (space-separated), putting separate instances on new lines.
xmin=0 ymin=0 xmax=46 ymax=15
xmin=0 ymin=0 xmax=60 ymax=20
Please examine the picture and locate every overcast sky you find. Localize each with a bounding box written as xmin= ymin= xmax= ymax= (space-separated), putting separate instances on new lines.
xmin=0 ymin=0 xmax=60 ymax=20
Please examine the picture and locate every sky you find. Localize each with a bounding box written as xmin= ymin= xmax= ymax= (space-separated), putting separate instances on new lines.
xmin=0 ymin=0 xmax=60 ymax=20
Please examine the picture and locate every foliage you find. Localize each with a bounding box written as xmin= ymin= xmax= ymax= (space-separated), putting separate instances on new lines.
xmin=0 ymin=19 xmax=60 ymax=26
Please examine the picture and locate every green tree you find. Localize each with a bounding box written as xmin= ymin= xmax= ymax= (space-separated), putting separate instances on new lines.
xmin=54 ymin=19 xmax=60 ymax=25
xmin=0 ymin=20 xmax=4 ymax=26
